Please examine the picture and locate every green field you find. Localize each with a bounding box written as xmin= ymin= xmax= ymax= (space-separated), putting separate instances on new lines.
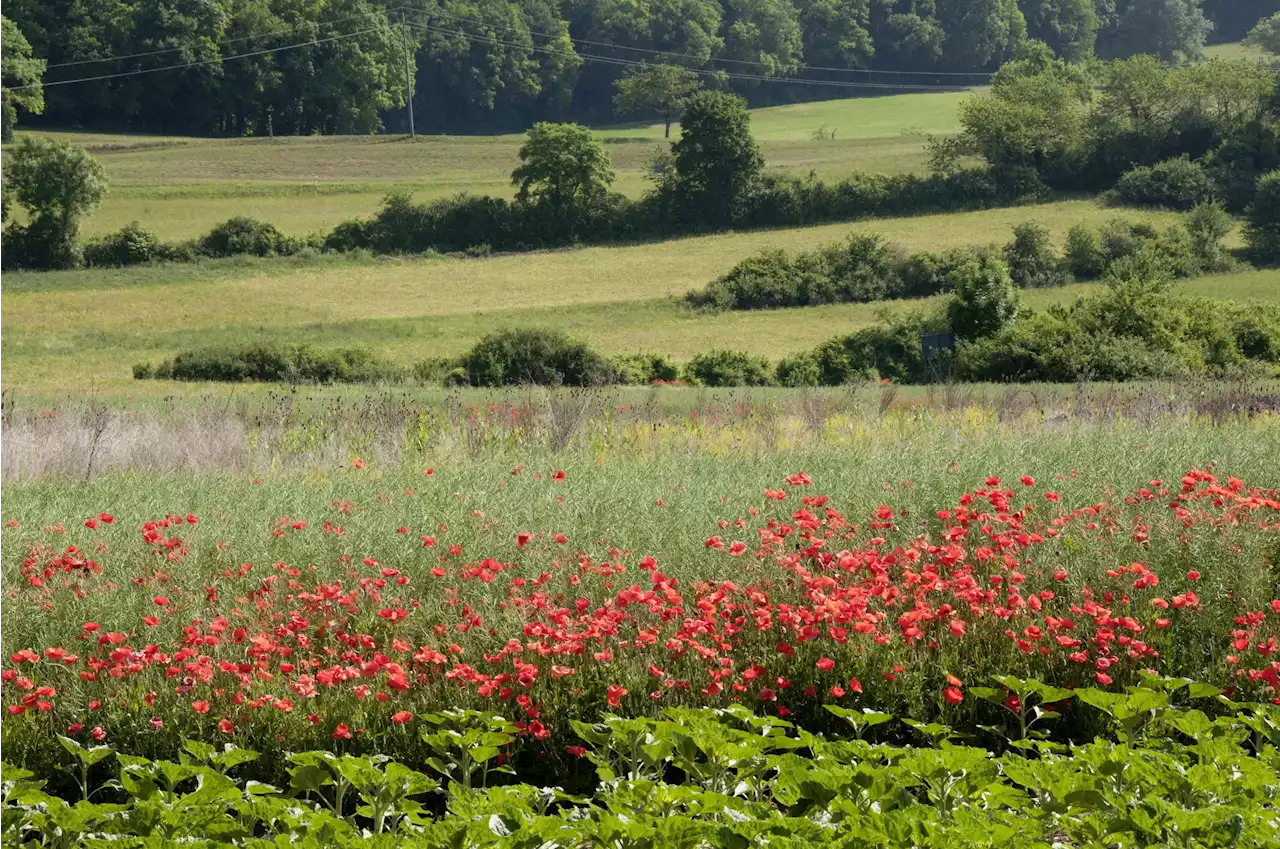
xmin=7 ymin=198 xmax=1255 ymax=393
xmin=10 ymin=91 xmax=971 ymax=240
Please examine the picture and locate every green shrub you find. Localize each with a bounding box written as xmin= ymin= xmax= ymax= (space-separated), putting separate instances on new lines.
xmin=1244 ymin=170 xmax=1280 ymax=264
xmin=1003 ymin=222 xmax=1069 ymax=288
xmin=685 ymin=235 xmax=904 ymax=312
xmin=1225 ymin=302 xmax=1280 ymax=362
xmin=1063 ymin=224 xmax=1107 ymax=279
xmin=774 ymin=353 xmax=820 ymax=387
xmin=810 ymin=313 xmax=933 ymax=385
xmin=1184 ymin=201 xmax=1236 ymax=273
xmin=1109 ymin=156 xmax=1218 ymax=210
xmin=947 ymin=256 xmax=1020 ymax=339
xmin=459 ymin=328 xmax=615 ymax=387
xmin=324 ymin=218 xmax=371 ymax=253
xmin=685 ymin=350 xmax=773 ymax=386
xmin=411 ymin=357 xmax=456 ymax=385
xmin=1 ymin=216 xmax=80 ymax=270
xmin=1099 ymin=218 xmax=1160 ymax=264
xmin=812 ymin=233 xmax=904 ymax=304
xmin=897 ymin=246 xmax=997 ymax=299
xmin=141 ymin=343 xmax=395 ymax=384
xmin=199 ymin=217 xmax=299 ymax=258
xmin=685 ymin=249 xmax=801 ymax=310
xmin=82 ymin=221 xmax=164 ymax=267
xmin=611 ymin=352 xmax=680 ymax=385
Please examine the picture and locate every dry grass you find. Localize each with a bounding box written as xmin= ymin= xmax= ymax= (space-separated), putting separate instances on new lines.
xmin=5 ymin=379 xmax=1277 ymax=480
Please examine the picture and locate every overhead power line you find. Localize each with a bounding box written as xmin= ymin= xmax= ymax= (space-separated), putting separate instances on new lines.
xmin=406 ymin=21 xmax=977 ymax=91
xmin=9 ymin=26 xmax=388 ymax=91
xmin=407 ymin=5 xmax=992 ymax=80
xmin=16 ymin=5 xmax=984 ymax=95
xmin=44 ymin=9 xmax=388 ymax=69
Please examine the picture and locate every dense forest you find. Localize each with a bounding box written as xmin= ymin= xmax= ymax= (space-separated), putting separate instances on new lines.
xmin=2 ymin=0 xmax=1278 ymax=135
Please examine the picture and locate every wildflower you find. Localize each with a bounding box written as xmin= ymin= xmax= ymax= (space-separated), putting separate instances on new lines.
xmin=567 ymin=745 xmax=587 ymax=757
xmin=192 ymin=700 xmax=210 ymax=714
xmin=218 ymin=719 xmax=234 ymax=734
xmin=391 ymin=711 xmax=412 ymax=724
xmin=516 ymin=532 xmax=532 ymax=549
xmin=816 ymin=657 xmax=835 ymax=672
xmin=606 ymin=684 xmax=627 ymax=707
xmin=333 ymin=724 xmax=352 ymax=740
xmin=90 ymin=726 xmax=107 ymax=742
xmin=943 ymin=687 xmax=964 ymax=705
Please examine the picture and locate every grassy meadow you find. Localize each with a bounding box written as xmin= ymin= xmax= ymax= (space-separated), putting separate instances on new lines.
xmin=10 ymin=91 xmax=969 ymax=240
xmin=5 ymin=198 xmax=1261 ymax=393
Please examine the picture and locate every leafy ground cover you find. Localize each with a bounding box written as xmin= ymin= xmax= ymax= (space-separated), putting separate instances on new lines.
xmin=5 ymin=696 xmax=1279 ymax=847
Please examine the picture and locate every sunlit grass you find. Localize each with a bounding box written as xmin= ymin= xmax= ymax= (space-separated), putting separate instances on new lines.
xmin=2 ymin=200 xmax=1218 ymax=392
xmin=8 ymin=91 xmax=970 ymax=239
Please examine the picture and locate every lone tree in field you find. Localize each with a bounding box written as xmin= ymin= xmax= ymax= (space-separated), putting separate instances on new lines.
xmin=670 ymin=90 xmax=763 ymax=229
xmin=612 ymin=64 xmax=703 ymax=138
xmin=2 ymin=137 xmax=107 ymax=269
xmin=1 ymin=16 xmax=46 ymax=141
xmin=511 ymin=122 xmax=615 ymax=214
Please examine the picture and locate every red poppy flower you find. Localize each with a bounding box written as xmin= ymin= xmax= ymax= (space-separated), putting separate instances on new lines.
xmin=606 ymin=684 xmax=627 ymax=707
xmin=516 ymin=532 xmax=532 ymax=549
xmin=816 ymin=657 xmax=835 ymax=672
xmin=218 ymin=719 xmax=234 ymax=734
xmin=943 ymin=687 xmax=964 ymax=705
xmin=391 ymin=711 xmax=412 ymax=724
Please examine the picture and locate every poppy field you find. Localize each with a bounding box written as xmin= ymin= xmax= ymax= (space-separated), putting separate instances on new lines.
xmin=3 ymin=396 xmax=1280 ymax=845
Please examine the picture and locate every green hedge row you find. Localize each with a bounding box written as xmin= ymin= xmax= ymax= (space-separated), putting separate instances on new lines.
xmin=135 ymin=268 xmax=1280 ymax=389
xmin=89 ymin=217 xmax=309 ymax=267
xmin=685 ymin=208 xmax=1239 ymax=313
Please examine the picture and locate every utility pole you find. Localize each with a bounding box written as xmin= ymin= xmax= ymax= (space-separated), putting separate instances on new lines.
xmin=400 ymin=10 xmax=415 ymax=138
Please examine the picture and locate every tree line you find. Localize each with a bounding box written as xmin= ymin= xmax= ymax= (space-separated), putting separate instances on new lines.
xmin=2 ymin=0 xmax=1276 ymax=136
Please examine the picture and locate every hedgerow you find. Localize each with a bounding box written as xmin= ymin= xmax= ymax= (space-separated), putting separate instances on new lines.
xmin=685 ymin=209 xmax=1237 ymax=314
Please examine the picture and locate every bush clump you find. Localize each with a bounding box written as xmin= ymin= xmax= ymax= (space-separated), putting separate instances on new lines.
xmin=685 ymin=350 xmax=773 ymax=386
xmin=1109 ymin=157 xmax=1219 ymax=210
xmin=611 ymin=352 xmax=680 ymax=385
xmin=946 ymin=256 xmax=1020 ymax=339
xmin=139 ymin=343 xmax=396 ymax=384
xmin=685 ymin=235 xmax=905 ymax=312
xmin=811 ymin=313 xmax=934 ymax=385
xmin=458 ymin=328 xmax=615 ymax=387
xmin=199 ymin=217 xmax=300 ymax=258
xmin=1003 ymin=222 xmax=1069 ymax=288
xmin=1245 ymin=170 xmax=1280 ymax=265
xmin=82 ymin=222 xmax=164 ymax=267
xmin=774 ymin=353 xmax=821 ymax=387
